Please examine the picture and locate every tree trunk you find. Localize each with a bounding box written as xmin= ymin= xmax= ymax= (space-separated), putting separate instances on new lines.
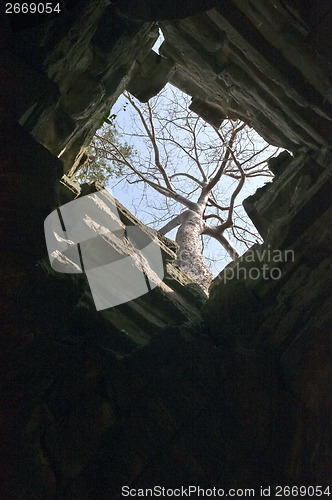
xmin=174 ymin=210 xmax=212 ymax=294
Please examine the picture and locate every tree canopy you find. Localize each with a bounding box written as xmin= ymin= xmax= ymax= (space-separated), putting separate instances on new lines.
xmin=73 ymin=85 xmax=280 ymax=286
xmin=74 ymin=120 xmax=134 ymax=185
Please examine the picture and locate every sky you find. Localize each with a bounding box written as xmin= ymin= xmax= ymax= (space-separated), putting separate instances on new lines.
xmin=101 ymin=33 xmax=280 ymax=277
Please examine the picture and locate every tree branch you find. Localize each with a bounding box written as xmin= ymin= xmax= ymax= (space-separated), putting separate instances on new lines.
xmin=205 ymin=122 xmax=246 ymax=192
xmin=169 ymin=172 xmax=204 ymax=186
xmin=202 ymin=224 xmax=240 ymax=260
xmin=125 ymin=92 xmax=173 ymax=191
xmin=158 ymin=212 xmax=187 ymax=235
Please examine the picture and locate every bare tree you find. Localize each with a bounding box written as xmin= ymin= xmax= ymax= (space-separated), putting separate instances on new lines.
xmin=78 ymin=86 xmax=279 ymax=292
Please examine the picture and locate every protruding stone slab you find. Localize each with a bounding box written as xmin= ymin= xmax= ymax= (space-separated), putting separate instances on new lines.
xmin=189 ymin=96 xmax=226 ymax=127
xmin=127 ymin=51 xmax=175 ymax=102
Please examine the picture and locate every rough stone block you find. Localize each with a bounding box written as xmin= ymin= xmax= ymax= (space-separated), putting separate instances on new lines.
xmin=60 ymin=72 xmax=106 ymax=120
xmin=189 ymin=96 xmax=226 ymax=127
xmin=127 ymin=51 xmax=175 ymax=102
xmin=32 ymin=105 xmax=77 ymax=156
xmin=0 ymin=49 xmax=59 ymax=126
xmin=0 ymin=120 xmax=63 ymax=207
xmin=91 ymin=5 xmax=128 ymax=55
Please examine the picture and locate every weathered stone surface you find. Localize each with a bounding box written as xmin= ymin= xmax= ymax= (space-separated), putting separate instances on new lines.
xmin=203 ymin=147 xmax=332 ymax=484
xmin=244 ymin=150 xmax=332 ymax=246
xmin=0 ymin=121 xmax=63 ymax=269
xmin=127 ymin=50 xmax=175 ymax=102
xmin=56 ymin=181 xmax=206 ymax=331
xmin=189 ymin=95 xmax=227 ymax=127
xmin=113 ymin=0 xmax=221 ymax=21
xmin=7 ymin=1 xmax=159 ymax=172
xmin=0 ymin=49 xmax=59 ymax=126
xmin=268 ymin=150 xmax=293 ymax=176
xmin=159 ymin=4 xmax=332 ymax=151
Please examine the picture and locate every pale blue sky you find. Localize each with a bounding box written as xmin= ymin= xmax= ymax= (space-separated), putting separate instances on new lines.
xmin=105 ymin=33 xmax=279 ymax=276
xmin=107 ymin=93 xmax=277 ymax=275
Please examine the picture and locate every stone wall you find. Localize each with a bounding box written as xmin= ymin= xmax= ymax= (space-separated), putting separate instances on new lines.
xmin=1 ymin=1 xmax=331 ymax=497
xmin=128 ymin=2 xmax=332 ymax=151
xmin=204 ymin=148 xmax=332 ymax=483
xmin=3 ymin=0 xmax=159 ymax=173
